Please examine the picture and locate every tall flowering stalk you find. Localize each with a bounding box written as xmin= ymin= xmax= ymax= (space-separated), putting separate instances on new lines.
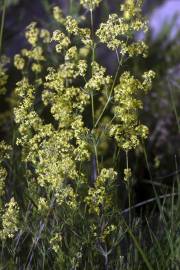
xmin=0 ymin=0 xmax=155 ymax=268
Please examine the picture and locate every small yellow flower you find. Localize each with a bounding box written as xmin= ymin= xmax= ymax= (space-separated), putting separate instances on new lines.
xmin=40 ymin=29 xmax=51 ymax=43
xmin=50 ymin=233 xmax=62 ymax=253
xmin=80 ymin=0 xmax=102 ymax=10
xmin=53 ymin=6 xmax=64 ymax=23
xmin=124 ymin=168 xmax=132 ymax=181
xmin=25 ymin=22 xmax=39 ymax=47
xmin=14 ymin=54 xmax=25 ymax=70
xmin=0 ymin=198 xmax=19 ymax=240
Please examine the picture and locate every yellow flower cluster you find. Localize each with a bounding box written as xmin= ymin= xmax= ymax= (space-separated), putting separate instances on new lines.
xmin=125 ymin=41 xmax=148 ymax=58
xmin=80 ymin=0 xmax=102 ymax=10
xmin=40 ymin=29 xmax=51 ymax=43
xmin=65 ymin=46 xmax=78 ymax=61
xmin=22 ymin=46 xmax=45 ymax=61
xmin=0 ymin=142 xmax=11 ymax=197
xmin=109 ymin=70 xmax=155 ymax=150
xmin=37 ymin=197 xmax=49 ymax=214
xmin=124 ymin=168 xmax=132 ymax=181
xmin=0 ymin=198 xmax=19 ymax=240
xmin=14 ymin=54 xmax=25 ymax=70
xmin=90 ymin=222 xmax=116 ymax=241
xmin=0 ymin=56 xmax=9 ymax=95
xmin=14 ymin=23 xmax=50 ymax=75
xmin=142 ymin=70 xmax=157 ymax=91
xmin=25 ymin=22 xmax=51 ymax=45
xmin=121 ymin=0 xmax=143 ymax=20
xmin=0 ymin=144 xmax=19 ymax=240
xmin=85 ymin=61 xmax=111 ymax=92
xmin=31 ymin=62 xmax=42 ymax=73
xmin=14 ymin=78 xmax=37 ymax=142
xmin=25 ymin=25 xmax=51 ymax=46
xmin=70 ymin=251 xmax=83 ymax=269
xmin=0 ymin=168 xmax=6 ymax=197
xmin=14 ymin=39 xmax=91 ymax=197
xmin=65 ymin=16 xmax=79 ymax=35
xmin=43 ymin=73 xmax=89 ymax=124
xmin=96 ymin=0 xmax=148 ymax=56
xmin=36 ymin=131 xmax=78 ymax=188
xmin=85 ymin=168 xmax=117 ymax=214
xmin=65 ymin=16 xmax=92 ymax=47
xmin=51 ymin=30 xmax=71 ymax=53
xmin=53 ymin=6 xmax=64 ymax=24
xmin=25 ymin=22 xmax=39 ymax=47
xmin=55 ymin=186 xmax=77 ymax=209
xmin=50 ymin=233 xmax=62 ymax=253
xmin=71 ymin=116 xmax=90 ymax=161
xmin=101 ymin=224 xmax=116 ymax=241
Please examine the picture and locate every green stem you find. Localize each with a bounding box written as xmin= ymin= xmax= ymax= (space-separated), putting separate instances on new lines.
xmin=90 ymin=9 xmax=95 ymax=127
xmin=70 ymin=0 xmax=73 ymax=14
xmin=91 ymin=91 xmax=95 ymax=127
xmin=90 ymin=9 xmax=95 ymax=61
xmin=90 ymin=8 xmax=99 ymax=176
xmin=94 ymin=143 xmax=99 ymax=175
xmin=0 ymin=0 xmax=7 ymax=54
xmin=168 ymin=80 xmax=180 ymax=133
xmin=94 ymin=53 xmax=122 ymax=128
xmin=125 ymin=150 xmax=129 ymax=169
xmin=126 ymin=150 xmax=131 ymax=225
xmin=96 ymin=115 xmax=115 ymax=145
xmin=143 ymin=144 xmax=175 ymax=258
xmin=124 ymin=220 xmax=154 ymax=270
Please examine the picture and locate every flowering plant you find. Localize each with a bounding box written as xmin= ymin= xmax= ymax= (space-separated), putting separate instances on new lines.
xmin=0 ymin=0 xmax=155 ymax=268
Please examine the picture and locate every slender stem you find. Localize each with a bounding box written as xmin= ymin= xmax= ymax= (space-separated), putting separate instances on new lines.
xmin=126 ymin=150 xmax=131 ymax=226
xmin=125 ymin=150 xmax=129 ymax=169
xmin=90 ymin=9 xmax=95 ymax=61
xmin=91 ymin=92 xmax=95 ymax=126
xmin=116 ymin=49 xmax=120 ymax=64
xmin=0 ymin=0 xmax=7 ymax=54
xmin=124 ymin=220 xmax=154 ymax=270
xmin=175 ymin=154 xmax=180 ymax=208
xmin=121 ymin=192 xmax=178 ymax=215
xmin=94 ymin=53 xmax=122 ymax=128
xmin=96 ymin=115 xmax=115 ymax=145
xmin=168 ymin=80 xmax=180 ymax=133
xmin=70 ymin=0 xmax=73 ymax=14
xmin=94 ymin=143 xmax=99 ymax=175
xmin=90 ymin=8 xmax=99 ymax=177
xmin=104 ymin=248 xmax=109 ymax=270
xmin=90 ymin=8 xmax=95 ymax=127
xmin=143 ymin=142 xmax=152 ymax=180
